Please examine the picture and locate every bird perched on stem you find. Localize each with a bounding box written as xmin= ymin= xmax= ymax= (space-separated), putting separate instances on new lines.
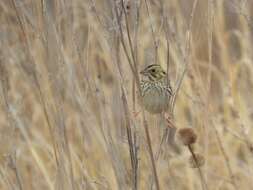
xmin=139 ymin=64 xmax=180 ymax=153
xmin=139 ymin=64 xmax=172 ymax=114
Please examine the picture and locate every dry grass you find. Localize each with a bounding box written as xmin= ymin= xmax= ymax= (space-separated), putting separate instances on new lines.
xmin=1 ymin=0 xmax=253 ymax=189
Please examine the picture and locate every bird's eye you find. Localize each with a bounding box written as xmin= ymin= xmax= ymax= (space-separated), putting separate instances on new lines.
xmin=151 ymin=69 xmax=155 ymax=72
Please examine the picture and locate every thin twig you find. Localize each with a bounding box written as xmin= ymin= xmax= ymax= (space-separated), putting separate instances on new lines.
xmin=8 ymin=154 xmax=24 ymax=190
xmin=113 ymin=19 xmax=139 ymax=189
xmin=188 ymin=145 xmax=208 ymax=190
xmin=144 ymin=0 xmax=159 ymax=65
xmin=121 ymin=86 xmax=139 ymax=190
xmin=211 ymin=122 xmax=238 ymax=189
xmin=142 ymin=115 xmax=160 ymax=190
xmin=171 ymin=0 xmax=199 ymax=114
xmin=114 ymin=2 xmax=160 ymax=189
xmin=120 ymin=0 xmax=138 ymax=71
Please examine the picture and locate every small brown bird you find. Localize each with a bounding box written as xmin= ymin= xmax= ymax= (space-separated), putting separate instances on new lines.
xmin=139 ymin=64 xmax=172 ymax=114
xmin=139 ymin=64 xmax=179 ymax=152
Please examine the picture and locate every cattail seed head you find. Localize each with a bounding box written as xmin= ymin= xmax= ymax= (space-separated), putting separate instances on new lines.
xmin=188 ymin=153 xmax=205 ymax=168
xmin=176 ymin=127 xmax=197 ymax=146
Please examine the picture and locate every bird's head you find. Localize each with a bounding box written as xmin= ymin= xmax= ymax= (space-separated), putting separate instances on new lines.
xmin=140 ymin=64 xmax=166 ymax=81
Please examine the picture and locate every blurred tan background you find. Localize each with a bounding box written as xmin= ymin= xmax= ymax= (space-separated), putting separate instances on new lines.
xmin=1 ymin=0 xmax=253 ymax=189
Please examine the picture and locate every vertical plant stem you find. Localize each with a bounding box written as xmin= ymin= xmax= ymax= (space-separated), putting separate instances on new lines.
xmin=143 ymin=115 xmax=160 ymax=190
xmin=121 ymin=87 xmax=139 ymax=190
xmin=212 ymin=122 xmax=238 ymax=189
xmin=188 ymin=145 xmax=208 ymax=190
xmin=171 ymin=0 xmax=198 ymax=114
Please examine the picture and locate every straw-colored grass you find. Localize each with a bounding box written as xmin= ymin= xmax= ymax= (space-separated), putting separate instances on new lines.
xmin=1 ymin=0 xmax=253 ymax=189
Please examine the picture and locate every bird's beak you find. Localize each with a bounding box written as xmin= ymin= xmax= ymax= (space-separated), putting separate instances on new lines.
xmin=140 ymin=70 xmax=147 ymax=75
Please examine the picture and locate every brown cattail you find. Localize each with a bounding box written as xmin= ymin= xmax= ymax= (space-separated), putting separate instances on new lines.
xmin=176 ymin=127 xmax=197 ymax=146
xmin=188 ymin=153 xmax=205 ymax=168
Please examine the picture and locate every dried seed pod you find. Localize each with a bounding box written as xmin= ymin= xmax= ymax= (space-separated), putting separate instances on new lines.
xmin=176 ymin=128 xmax=197 ymax=146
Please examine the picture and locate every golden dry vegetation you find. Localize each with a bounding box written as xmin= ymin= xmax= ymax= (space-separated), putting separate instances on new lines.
xmin=1 ymin=0 xmax=253 ymax=190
